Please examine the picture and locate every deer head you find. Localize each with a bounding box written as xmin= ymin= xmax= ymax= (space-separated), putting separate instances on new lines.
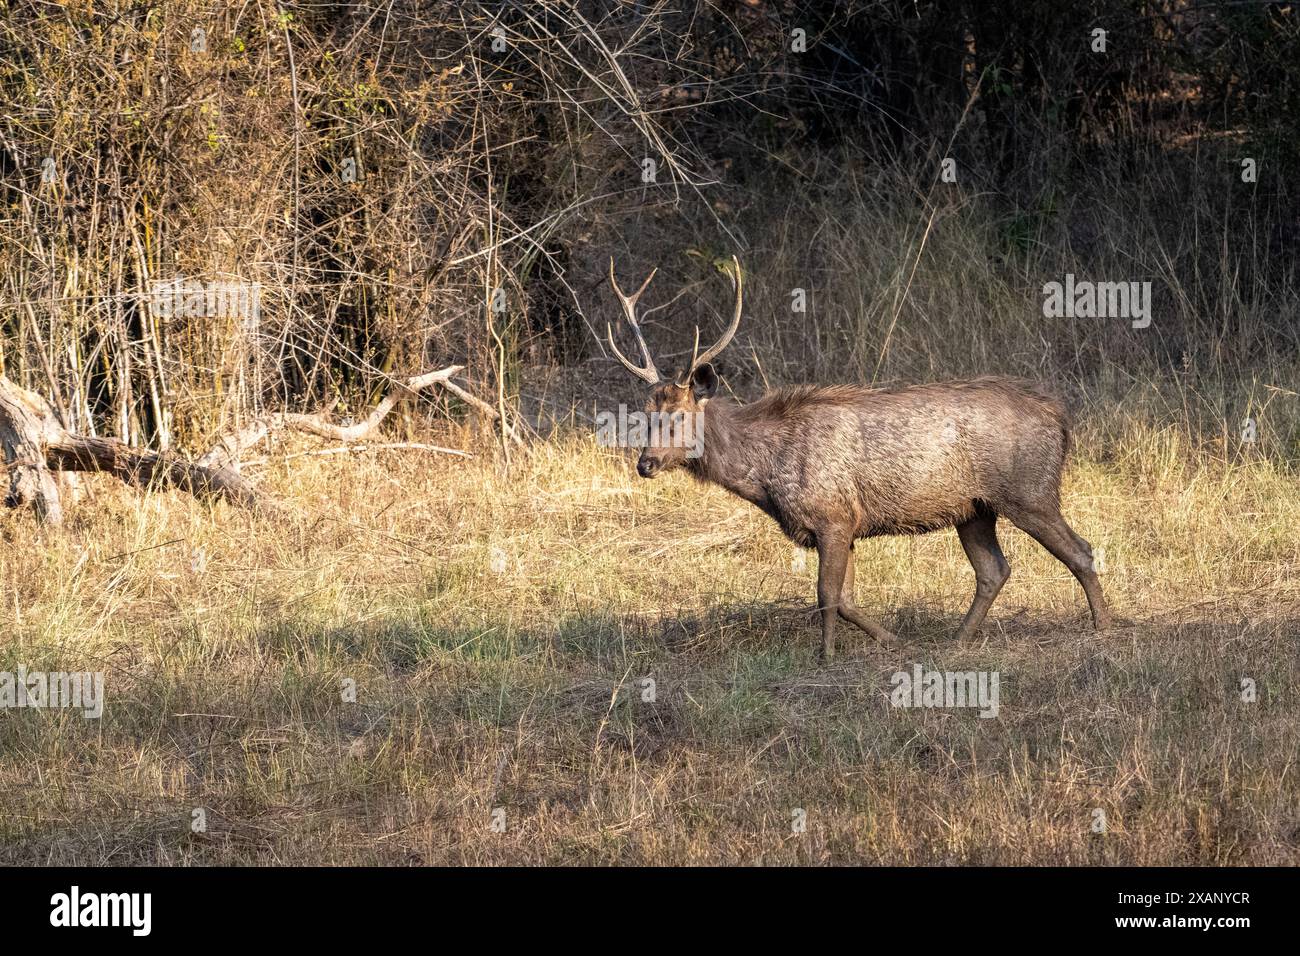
xmin=606 ymin=256 xmax=742 ymax=478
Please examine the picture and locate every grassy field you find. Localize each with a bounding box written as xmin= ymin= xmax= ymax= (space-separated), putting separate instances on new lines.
xmin=3 ymin=0 xmax=1297 ymax=869
xmin=2 ymin=417 xmax=1297 ymax=865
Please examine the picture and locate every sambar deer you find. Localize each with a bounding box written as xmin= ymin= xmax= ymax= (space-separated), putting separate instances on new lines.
xmin=605 ymin=257 xmax=1112 ymax=658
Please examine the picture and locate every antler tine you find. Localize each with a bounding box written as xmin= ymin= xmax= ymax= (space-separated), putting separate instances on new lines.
xmin=607 ymin=258 xmax=661 ymax=385
xmin=682 ymin=326 xmax=700 ymax=389
xmin=681 ymin=255 xmax=743 ymax=383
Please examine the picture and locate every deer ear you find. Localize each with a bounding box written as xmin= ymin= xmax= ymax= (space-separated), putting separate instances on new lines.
xmin=690 ymin=363 xmax=719 ymax=402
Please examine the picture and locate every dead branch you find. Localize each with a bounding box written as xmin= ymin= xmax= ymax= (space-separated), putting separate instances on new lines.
xmin=1 ymin=364 xmax=503 ymax=526
xmin=198 ymin=364 xmax=519 ymax=470
xmin=435 ymin=375 xmax=525 ymax=447
xmin=1 ymin=374 xmax=262 ymax=525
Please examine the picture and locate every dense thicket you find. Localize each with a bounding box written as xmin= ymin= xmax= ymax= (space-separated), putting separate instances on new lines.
xmin=1 ymin=1 xmax=1296 ymax=455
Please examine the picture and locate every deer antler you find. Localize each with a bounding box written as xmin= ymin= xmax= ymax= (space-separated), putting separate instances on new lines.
xmin=678 ymin=255 xmax=742 ymax=386
xmin=606 ymin=258 xmax=661 ymax=385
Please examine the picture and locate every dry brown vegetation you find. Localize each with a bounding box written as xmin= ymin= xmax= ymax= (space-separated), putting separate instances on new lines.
xmin=2 ymin=2 xmax=1299 ymax=864
xmin=1 ymin=419 xmax=1298 ymax=864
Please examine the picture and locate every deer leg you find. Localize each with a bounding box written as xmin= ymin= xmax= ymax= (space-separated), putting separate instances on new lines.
xmin=1008 ymin=508 xmax=1112 ymax=631
xmin=954 ymin=513 xmax=1010 ymax=640
xmin=814 ymin=535 xmax=850 ymax=660
xmin=837 ymin=545 xmax=898 ymax=644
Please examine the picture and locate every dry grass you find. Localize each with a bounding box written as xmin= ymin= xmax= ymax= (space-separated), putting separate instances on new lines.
xmin=2 ymin=416 xmax=1297 ymax=865
xmin=4 ymin=1 xmax=1297 ymax=868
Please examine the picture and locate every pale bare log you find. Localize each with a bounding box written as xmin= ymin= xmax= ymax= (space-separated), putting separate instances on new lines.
xmin=0 ymin=376 xmax=64 ymax=525
xmin=199 ymin=364 xmax=519 ymax=468
xmin=2 ymin=364 xmax=497 ymax=526
xmin=44 ymin=433 xmax=262 ymax=509
xmin=1 ymin=374 xmax=263 ymax=520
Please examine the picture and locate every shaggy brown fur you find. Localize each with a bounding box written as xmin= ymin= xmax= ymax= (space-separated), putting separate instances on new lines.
xmin=637 ymin=371 xmax=1111 ymax=657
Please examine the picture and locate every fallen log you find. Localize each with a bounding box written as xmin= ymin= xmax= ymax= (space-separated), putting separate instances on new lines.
xmin=1 ymin=364 xmax=498 ymax=525
xmin=1 ymin=374 xmax=261 ymax=524
xmin=196 ymin=366 xmax=497 ymax=469
xmin=0 ymin=375 xmax=65 ymax=524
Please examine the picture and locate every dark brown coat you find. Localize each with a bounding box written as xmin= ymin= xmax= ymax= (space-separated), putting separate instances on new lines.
xmin=639 ymin=374 xmax=1110 ymax=656
xmin=687 ymin=378 xmax=1069 ymax=544
xmin=604 ymin=259 xmax=1110 ymax=657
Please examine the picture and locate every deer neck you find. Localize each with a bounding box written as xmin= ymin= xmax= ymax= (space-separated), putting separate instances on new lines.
xmin=688 ymin=399 xmax=773 ymax=506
